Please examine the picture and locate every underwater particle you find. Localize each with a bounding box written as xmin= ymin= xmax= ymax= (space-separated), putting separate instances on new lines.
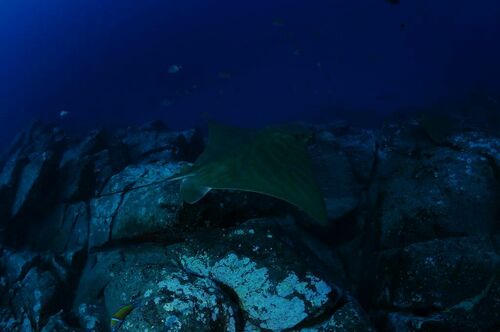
xmin=168 ymin=122 xmax=328 ymax=224
xmin=386 ymin=0 xmax=400 ymax=4
xmin=168 ymin=65 xmax=183 ymax=74
xmin=59 ymin=110 xmax=69 ymax=117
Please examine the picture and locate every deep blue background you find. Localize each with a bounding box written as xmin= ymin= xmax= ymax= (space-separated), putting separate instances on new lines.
xmin=1 ymin=0 xmax=499 ymax=147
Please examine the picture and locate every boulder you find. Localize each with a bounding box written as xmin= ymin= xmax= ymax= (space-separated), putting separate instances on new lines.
xmin=374 ymin=236 xmax=500 ymax=331
xmin=0 ymin=249 xmax=85 ymax=331
xmin=0 ymin=249 xmax=40 ymax=284
xmin=105 ymin=266 xmax=239 ymax=331
xmin=119 ymin=123 xmax=203 ymax=164
xmin=88 ymin=162 xmax=184 ymax=249
xmin=451 ymin=131 xmax=500 ymax=169
xmin=10 ymin=267 xmax=60 ymax=330
xmin=309 ymin=138 xmax=364 ymax=221
xmin=73 ymin=219 xmax=373 ymax=331
xmin=170 ymin=219 xmax=369 ymax=330
xmin=73 ymin=244 xmax=177 ymax=331
xmin=41 ymin=311 xmax=82 ymax=332
xmin=376 ymin=147 xmax=498 ymax=249
xmin=11 ymin=151 xmax=59 ymax=219
xmin=28 ymin=202 xmax=90 ymax=253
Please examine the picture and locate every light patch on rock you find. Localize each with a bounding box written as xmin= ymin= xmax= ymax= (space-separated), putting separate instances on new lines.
xmin=78 ymin=303 xmax=99 ymax=330
xmin=33 ymin=290 xmax=42 ymax=317
xmin=179 ymin=253 xmax=331 ymax=330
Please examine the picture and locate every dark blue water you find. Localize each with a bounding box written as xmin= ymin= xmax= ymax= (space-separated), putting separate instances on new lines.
xmin=1 ymin=0 xmax=500 ymax=147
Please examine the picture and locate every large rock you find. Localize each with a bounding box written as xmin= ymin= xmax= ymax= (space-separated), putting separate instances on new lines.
xmin=27 ymin=202 xmax=90 ymax=253
xmin=171 ymin=219 xmax=371 ymax=331
xmin=11 ymin=151 xmax=59 ymax=219
xmin=105 ymin=266 xmax=239 ymax=331
xmin=0 ymin=150 xmax=27 ymax=190
xmin=309 ymin=135 xmax=364 ymax=221
xmin=0 ymin=308 xmax=34 ymax=332
xmin=376 ymin=147 xmax=498 ymax=249
xmin=88 ymin=162 xmax=184 ymax=249
xmin=119 ymin=122 xmax=203 ymax=164
xmin=300 ymin=295 xmax=374 ymax=332
xmin=374 ymin=236 xmax=500 ymax=331
xmin=58 ymin=129 xmax=124 ymax=202
xmin=41 ymin=311 xmax=82 ymax=332
xmin=58 ymin=130 xmax=107 ymax=170
xmin=11 ymin=267 xmax=60 ymax=330
xmin=451 ymin=131 xmax=500 ymax=169
xmin=315 ymin=125 xmax=378 ymax=182
xmin=1 ymin=119 xmax=499 ymax=331
xmin=374 ymin=121 xmax=434 ymax=180
xmin=0 ymin=122 xmax=68 ymax=221
xmin=0 ymin=121 xmax=67 ymax=167
xmin=58 ymin=156 xmax=96 ymax=203
xmin=73 ymin=245 xmax=178 ymax=331
xmin=73 ymin=219 xmax=372 ymax=331
xmin=91 ymin=149 xmax=127 ymax=195
xmin=0 ymin=249 xmax=40 ymax=285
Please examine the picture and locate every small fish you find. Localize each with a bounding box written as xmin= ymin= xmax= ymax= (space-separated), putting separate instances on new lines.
xmin=59 ymin=110 xmax=69 ymax=117
xmin=168 ymin=65 xmax=183 ymax=74
xmin=161 ymin=98 xmax=173 ymax=108
xmin=272 ymin=18 xmax=285 ymax=27
xmin=110 ymin=303 xmax=137 ymax=331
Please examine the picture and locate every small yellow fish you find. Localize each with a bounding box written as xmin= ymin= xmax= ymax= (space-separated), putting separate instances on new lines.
xmin=110 ymin=303 xmax=136 ymax=331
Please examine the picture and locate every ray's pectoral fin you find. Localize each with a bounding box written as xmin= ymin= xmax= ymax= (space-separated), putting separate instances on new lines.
xmin=180 ymin=178 xmax=212 ymax=204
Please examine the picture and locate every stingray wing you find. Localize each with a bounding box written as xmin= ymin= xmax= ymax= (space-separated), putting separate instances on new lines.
xmin=167 ymin=121 xmax=257 ymax=181
xmin=180 ymin=124 xmax=328 ymax=224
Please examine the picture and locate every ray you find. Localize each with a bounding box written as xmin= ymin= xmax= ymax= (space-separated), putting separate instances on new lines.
xmin=170 ymin=122 xmax=327 ymax=224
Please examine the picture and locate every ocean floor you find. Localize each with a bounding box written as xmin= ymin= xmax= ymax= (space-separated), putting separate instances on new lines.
xmin=0 ymin=119 xmax=498 ymax=331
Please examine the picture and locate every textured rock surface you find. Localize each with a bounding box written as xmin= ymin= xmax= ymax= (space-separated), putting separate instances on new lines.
xmin=88 ymin=162 xmax=185 ymax=249
xmin=374 ymin=236 xmax=500 ymax=331
xmin=105 ymin=266 xmax=238 ymax=331
xmin=0 ymin=120 xmax=498 ymax=331
xmin=72 ymin=221 xmax=369 ymax=331
xmin=376 ymin=147 xmax=498 ymax=248
xmin=170 ymin=220 xmax=341 ymax=330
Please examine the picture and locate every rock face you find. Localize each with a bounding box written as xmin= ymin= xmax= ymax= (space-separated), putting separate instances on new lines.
xmin=375 ymin=236 xmax=500 ymax=331
xmin=0 ymin=119 xmax=498 ymax=331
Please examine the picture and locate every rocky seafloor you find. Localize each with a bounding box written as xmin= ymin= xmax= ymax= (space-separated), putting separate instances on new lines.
xmin=0 ymin=119 xmax=498 ymax=332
